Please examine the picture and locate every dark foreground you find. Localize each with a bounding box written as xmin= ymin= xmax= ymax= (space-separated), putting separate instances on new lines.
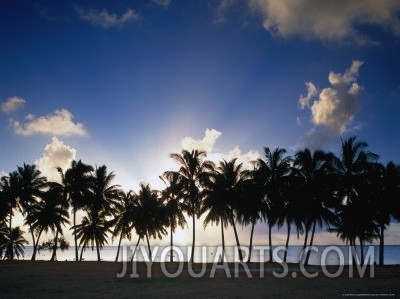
xmin=0 ymin=261 xmax=399 ymax=298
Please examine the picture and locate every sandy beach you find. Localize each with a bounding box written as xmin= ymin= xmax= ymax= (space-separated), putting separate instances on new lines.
xmin=0 ymin=261 xmax=399 ymax=298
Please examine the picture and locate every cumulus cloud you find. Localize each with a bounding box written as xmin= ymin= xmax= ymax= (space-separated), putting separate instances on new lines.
xmin=249 ymin=0 xmax=400 ymax=42
xmin=223 ymin=146 xmax=260 ymax=169
xmin=1 ymin=96 xmax=26 ymax=113
xmin=75 ymin=6 xmax=141 ymax=28
xmin=152 ymin=0 xmax=171 ymax=8
xmin=35 ymin=137 xmax=76 ymax=182
xmin=181 ymin=128 xmax=222 ymax=153
xmin=11 ymin=109 xmax=88 ymax=137
xmin=299 ymin=61 xmax=363 ymax=148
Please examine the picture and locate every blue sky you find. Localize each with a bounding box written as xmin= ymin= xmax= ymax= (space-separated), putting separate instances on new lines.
xmin=1 ymin=0 xmax=400 ymax=246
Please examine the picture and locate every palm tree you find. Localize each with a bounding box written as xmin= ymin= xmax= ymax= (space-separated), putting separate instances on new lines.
xmin=78 ymin=165 xmax=121 ymax=261
xmin=367 ymin=162 xmax=400 ymax=265
xmin=0 ymin=172 xmax=20 ymax=233
xmin=26 ymin=183 xmax=70 ymax=261
xmin=15 ymin=164 xmax=47 ymax=260
xmin=254 ymin=147 xmax=290 ymax=262
xmin=238 ymin=168 xmax=266 ymax=263
xmin=330 ymin=136 xmax=379 ymax=265
xmin=293 ymin=149 xmax=336 ymax=265
xmin=111 ymin=190 xmax=136 ymax=262
xmin=135 ymin=183 xmax=167 ymax=259
xmin=58 ymin=160 xmax=93 ymax=261
xmin=160 ymin=173 xmax=186 ymax=262
xmin=164 ymin=150 xmax=214 ymax=262
xmin=0 ymin=226 xmax=28 ymax=260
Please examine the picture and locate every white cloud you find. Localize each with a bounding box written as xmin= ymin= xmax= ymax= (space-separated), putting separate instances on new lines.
xmin=35 ymin=137 xmax=76 ymax=182
xmin=299 ymin=82 xmax=317 ymax=109
xmin=300 ymin=61 xmax=363 ymax=137
xmin=249 ymin=0 xmax=400 ymax=42
xmin=223 ymin=146 xmax=260 ymax=170
xmin=11 ymin=109 xmax=88 ymax=137
xmin=75 ymin=6 xmax=141 ymax=28
xmin=181 ymin=128 xmax=222 ymax=153
xmin=152 ymin=0 xmax=171 ymax=8
xmin=1 ymin=96 xmax=26 ymax=113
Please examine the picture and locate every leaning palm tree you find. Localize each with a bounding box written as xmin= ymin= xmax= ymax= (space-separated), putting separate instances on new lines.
xmin=58 ymin=160 xmax=93 ymax=261
xmin=0 ymin=226 xmax=28 ymax=260
xmin=15 ymin=164 xmax=47 ymax=260
xmin=164 ymin=150 xmax=214 ymax=262
xmin=254 ymin=147 xmax=290 ymax=262
xmin=160 ymin=173 xmax=186 ymax=262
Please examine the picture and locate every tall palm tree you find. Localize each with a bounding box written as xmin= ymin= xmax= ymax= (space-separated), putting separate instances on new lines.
xmin=331 ymin=136 xmax=379 ymax=265
xmin=135 ymin=183 xmax=167 ymax=258
xmin=0 ymin=172 xmax=20 ymax=233
xmin=255 ymin=147 xmax=290 ymax=262
xmin=15 ymin=164 xmax=47 ymax=260
xmin=293 ymin=149 xmax=336 ymax=265
xmin=111 ymin=190 xmax=136 ymax=262
xmin=238 ymin=168 xmax=266 ymax=263
xmin=160 ymin=173 xmax=186 ymax=262
xmin=367 ymin=162 xmax=400 ymax=265
xmin=26 ymin=183 xmax=70 ymax=261
xmin=58 ymin=160 xmax=93 ymax=261
xmin=0 ymin=226 xmax=28 ymax=260
xmin=78 ymin=165 xmax=121 ymax=261
xmin=164 ymin=150 xmax=214 ymax=262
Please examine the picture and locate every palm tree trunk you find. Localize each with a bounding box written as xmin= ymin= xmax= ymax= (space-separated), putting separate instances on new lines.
xmin=268 ymin=224 xmax=273 ymax=262
xmin=95 ymin=238 xmax=101 ymax=261
xmin=170 ymin=218 xmax=173 ymax=262
xmin=305 ymin=219 xmax=316 ymax=266
xmin=115 ymin=232 xmax=123 ymax=262
xmin=221 ymin=216 xmax=225 ymax=263
xmin=248 ymin=217 xmax=256 ymax=263
xmin=283 ymin=223 xmax=291 ymax=263
xmin=32 ymin=227 xmax=43 ymax=261
xmin=80 ymin=244 xmax=85 ymax=261
xmin=360 ymin=238 xmax=364 ymax=266
xmin=230 ymin=213 xmax=243 ymax=261
xmin=50 ymin=229 xmax=59 ymax=261
xmin=190 ymin=205 xmax=196 ymax=263
xmin=73 ymin=208 xmax=79 ymax=262
xmin=145 ymin=233 xmax=152 ymax=260
xmin=302 ymin=220 xmax=310 ymax=253
xmin=131 ymin=238 xmax=140 ymax=262
xmin=29 ymin=224 xmax=37 ymax=261
xmin=379 ymin=224 xmax=384 ymax=266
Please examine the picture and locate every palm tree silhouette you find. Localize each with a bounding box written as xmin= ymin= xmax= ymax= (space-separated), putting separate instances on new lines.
xmin=27 ymin=183 xmax=70 ymax=261
xmin=0 ymin=172 xmax=20 ymax=234
xmin=330 ymin=136 xmax=379 ymax=265
xmin=15 ymin=164 xmax=47 ymax=260
xmin=111 ymin=190 xmax=136 ymax=262
xmin=0 ymin=226 xmax=28 ymax=260
xmin=164 ymin=150 xmax=214 ymax=263
xmin=134 ymin=183 xmax=167 ymax=259
xmin=58 ymin=160 xmax=93 ymax=261
xmin=293 ymin=149 xmax=336 ymax=265
xmin=255 ymin=147 xmax=290 ymax=262
xmin=160 ymin=173 xmax=186 ymax=262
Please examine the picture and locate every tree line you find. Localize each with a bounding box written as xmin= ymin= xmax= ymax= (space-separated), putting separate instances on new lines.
xmin=1 ymin=136 xmax=399 ymax=265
